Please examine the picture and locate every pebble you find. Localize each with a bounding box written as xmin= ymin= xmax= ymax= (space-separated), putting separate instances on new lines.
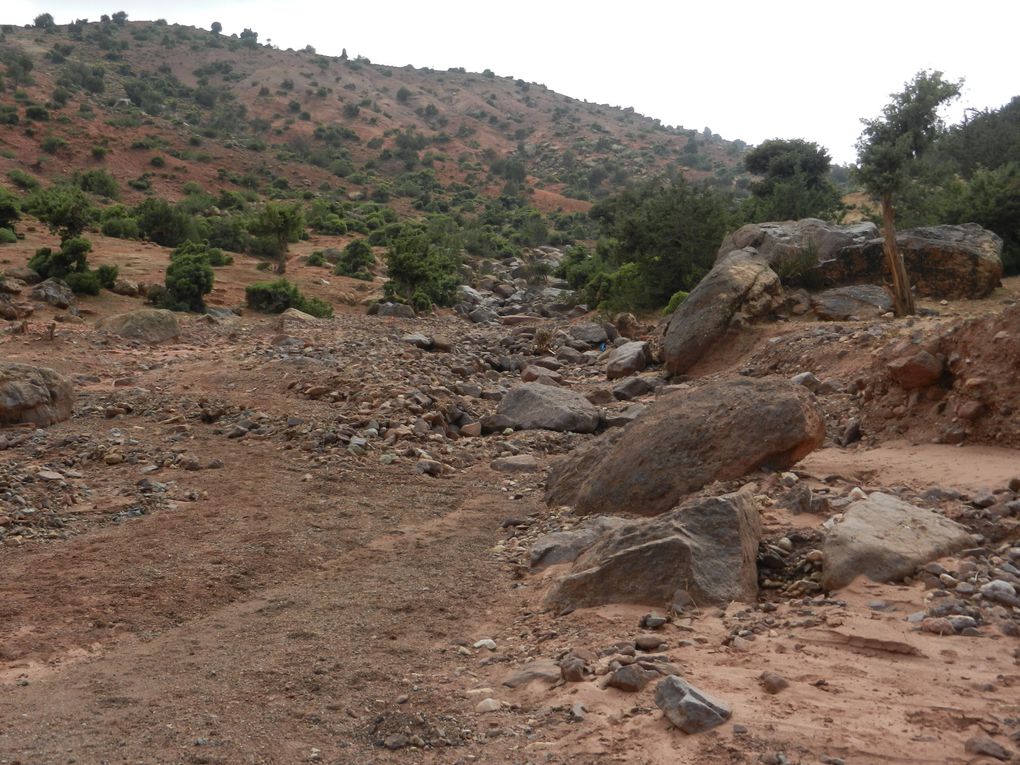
xmin=635 ymin=634 xmax=665 ymax=651
xmin=473 ymin=639 xmax=497 ymax=651
xmin=759 ymin=671 xmax=790 ymax=694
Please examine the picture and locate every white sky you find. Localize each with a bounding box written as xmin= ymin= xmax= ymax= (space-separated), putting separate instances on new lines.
xmin=6 ymin=1 xmax=1017 ymax=164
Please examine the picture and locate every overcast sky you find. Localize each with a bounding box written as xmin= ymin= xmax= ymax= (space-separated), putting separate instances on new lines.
xmin=6 ymin=1 xmax=1017 ymax=164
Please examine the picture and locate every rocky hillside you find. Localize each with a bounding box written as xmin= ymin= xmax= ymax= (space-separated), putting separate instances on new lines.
xmin=0 ymin=18 xmax=748 ymax=214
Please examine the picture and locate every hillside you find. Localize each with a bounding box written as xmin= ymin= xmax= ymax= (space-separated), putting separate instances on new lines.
xmin=0 ymin=18 xmax=748 ymax=215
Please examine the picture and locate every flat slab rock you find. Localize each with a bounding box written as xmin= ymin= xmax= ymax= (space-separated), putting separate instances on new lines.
xmin=821 ymin=492 xmax=973 ymax=591
xmin=501 ymin=659 xmax=561 ymax=688
xmin=545 ymin=376 xmax=825 ymax=517
xmin=496 ymin=383 xmax=599 ymax=433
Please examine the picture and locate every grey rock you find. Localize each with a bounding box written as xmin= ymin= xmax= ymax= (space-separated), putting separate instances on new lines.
xmin=0 ymin=362 xmax=74 ymax=427
xmin=654 ymin=676 xmax=732 ymax=734
xmin=490 ymin=454 xmax=540 ymax=473
xmin=570 ymin=322 xmax=609 ymax=347
xmin=546 ymin=377 xmax=825 ymax=517
xmin=604 ymin=403 xmax=647 ymax=428
xmin=375 ymin=302 xmax=415 ymax=318
xmin=96 ymin=309 xmax=180 ymax=343
xmin=812 ymin=285 xmax=893 ymax=321
xmin=497 ymin=383 xmax=600 ymax=433
xmin=663 ymin=248 xmax=782 ymax=374
xmin=543 ymin=489 xmax=762 ymax=609
xmin=529 ymin=516 xmax=630 ymax=570
xmin=606 ymin=341 xmax=649 ymax=380
xmin=964 ymin=736 xmax=1011 ymax=761
xmin=502 ymin=659 xmax=561 ymax=688
xmin=31 ymin=278 xmax=75 ymax=309
xmin=821 ymin=493 xmax=973 ymax=591
xmin=613 ymin=376 xmax=654 ymax=401
xmin=607 ymin=664 xmax=658 ymax=692
xmin=468 ymin=306 xmax=498 ymax=324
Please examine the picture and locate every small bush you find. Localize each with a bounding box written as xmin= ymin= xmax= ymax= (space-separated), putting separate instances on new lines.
xmin=28 ymin=236 xmax=92 ymax=278
xmin=7 ymin=170 xmax=40 ymax=190
xmin=65 ymin=270 xmax=101 ymax=295
xmin=334 ymin=239 xmax=374 ymax=278
xmin=245 ymin=278 xmax=333 ymax=317
xmin=662 ymin=290 xmax=689 ymax=315
xmin=25 ymin=105 xmax=50 ymax=122
xmin=96 ymin=263 xmax=119 ymax=288
xmin=162 ymin=251 xmax=214 ymax=311
xmin=306 ymin=251 xmax=326 ymax=267
xmin=171 ymin=240 xmax=232 ymax=267
xmin=0 ymin=227 xmax=17 ymax=244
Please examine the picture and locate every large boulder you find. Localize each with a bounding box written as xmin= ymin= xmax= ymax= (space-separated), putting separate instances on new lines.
xmin=543 ymin=489 xmax=762 ymax=610
xmin=606 ymin=341 xmax=649 ymax=380
xmin=96 ymin=308 xmax=180 ymax=343
xmin=497 ymin=383 xmax=600 ymax=433
xmin=717 ymin=219 xmax=879 ymax=270
xmin=0 ymin=362 xmax=74 ymax=427
xmin=663 ymin=248 xmax=782 ymax=374
xmin=545 ymin=377 xmax=825 ymax=517
xmin=821 ymin=493 xmax=972 ymax=591
xmin=812 ymin=284 xmax=893 ymax=321
xmin=31 ymin=278 xmax=74 ymax=309
xmin=817 ymin=223 xmax=1003 ymax=299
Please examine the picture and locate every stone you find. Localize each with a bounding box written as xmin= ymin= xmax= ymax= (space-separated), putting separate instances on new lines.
xmin=502 ymin=659 xmax=562 ymax=688
xmin=812 ymin=285 xmax=893 ymax=321
xmin=560 ymin=657 xmax=587 ymax=682
xmin=402 ymin=332 xmax=432 ymax=349
xmin=606 ymin=341 xmax=649 ymax=380
xmin=607 ymin=664 xmax=658 ymax=692
xmin=663 ymin=248 xmax=782 ymax=374
xmin=545 ymin=377 xmax=825 ymax=517
xmin=980 ymin=580 xmax=1019 ymax=607
xmin=790 ymin=371 xmax=821 ymax=391
xmin=96 ymin=309 xmax=180 ymax=343
xmin=468 ymin=306 xmax=498 ymax=324
xmin=543 ymin=490 xmax=761 ymax=610
xmin=529 ymin=517 xmax=630 ymax=569
xmin=654 ymin=676 xmax=732 ymax=734
xmin=887 ymin=351 xmax=943 ymax=389
xmin=3 ymin=266 xmax=41 ymax=284
xmin=490 ymin=454 xmax=540 ymax=473
xmin=459 ymin=422 xmax=481 ymax=437
xmin=497 ymin=383 xmax=600 ymax=433
xmin=281 ymin=307 xmax=319 ymax=322
xmin=375 ymin=302 xmax=415 ymax=318
xmin=110 ymin=279 xmax=140 ymax=297
xmin=0 ymin=363 xmax=74 ymax=427
xmin=31 ymin=278 xmax=75 ymax=309
xmin=717 ymin=219 xmax=878 ymax=270
xmin=759 ymin=671 xmax=789 ymax=694
xmin=613 ymin=377 xmax=654 ymax=401
xmin=604 ymin=403 xmax=647 ymax=428
xmin=475 ymin=698 xmax=501 ymax=714
xmin=964 ymin=736 xmax=1011 ymax=761
xmin=415 ymin=459 xmax=443 ymax=477
xmin=521 ymin=365 xmax=562 ymax=384
xmin=635 ymin=635 xmax=665 ymax=651
xmin=819 ymin=223 xmax=1003 ymax=299
xmin=821 ymin=493 xmax=973 ymax=591
xmin=570 ymin=323 xmax=608 ymax=347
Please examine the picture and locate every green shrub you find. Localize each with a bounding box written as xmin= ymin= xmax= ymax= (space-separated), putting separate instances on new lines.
xmin=171 ymin=240 xmax=232 ymax=267
xmin=0 ymin=227 xmax=17 ymax=244
xmin=7 ymin=170 xmax=39 ymax=190
xmin=334 ymin=239 xmax=373 ymax=278
xmin=29 ymin=236 xmax=92 ymax=278
xmin=96 ymin=263 xmax=119 ymax=288
xmin=662 ymin=290 xmax=689 ymax=315
xmin=91 ymin=145 xmax=109 ymax=160
xmin=76 ymin=168 xmax=119 ymax=198
xmin=383 ymin=228 xmax=460 ymax=308
xmin=65 ymin=270 xmax=101 ymax=295
xmin=245 ymin=278 xmax=332 ymax=317
xmin=25 ymin=105 xmax=50 ymax=121
xmin=0 ymin=187 xmax=20 ymax=231
xmin=306 ymin=251 xmax=326 ymax=267
xmin=163 ymin=250 xmax=214 ymax=311
xmin=134 ymin=198 xmax=197 ymax=247
xmin=100 ymin=206 xmax=140 ymax=239
xmin=41 ymin=135 xmax=68 ymax=154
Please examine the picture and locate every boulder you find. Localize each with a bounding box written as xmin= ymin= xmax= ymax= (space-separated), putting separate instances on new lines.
xmin=282 ymin=307 xmax=319 ymax=322
xmin=812 ymin=285 xmax=893 ymax=321
xmin=545 ymin=377 xmax=825 ymax=517
xmin=31 ymin=278 xmax=74 ymax=309
xmin=110 ymin=279 xmax=140 ymax=297
xmin=887 ymin=350 xmax=943 ymax=389
xmin=654 ymin=676 xmax=732 ymax=734
xmin=543 ymin=489 xmax=762 ymax=610
xmin=96 ymin=308 xmax=180 ymax=343
xmin=497 ymin=383 xmax=600 ymax=433
xmin=374 ymin=302 xmax=415 ymax=318
xmin=569 ymin=322 xmax=608 ymax=347
xmin=529 ymin=517 xmax=630 ymax=570
xmin=817 ymin=223 xmax=1003 ymax=299
xmin=606 ymin=341 xmax=650 ymax=380
xmin=0 ymin=362 xmax=74 ymax=427
xmin=821 ymin=492 xmax=973 ymax=591
xmin=663 ymin=248 xmax=782 ymax=374
xmin=717 ymin=219 xmax=879 ymax=270
xmin=3 ymin=266 xmax=41 ymax=285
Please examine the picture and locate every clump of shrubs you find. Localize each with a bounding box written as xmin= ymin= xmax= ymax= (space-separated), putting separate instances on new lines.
xmin=333 ymin=239 xmax=373 ymax=280
xmin=245 ymin=278 xmax=333 ymax=318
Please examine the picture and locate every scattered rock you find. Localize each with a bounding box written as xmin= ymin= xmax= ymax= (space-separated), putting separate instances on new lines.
xmin=497 ymin=383 xmax=600 ymax=433
xmin=606 ymin=341 xmax=650 ymax=380
xmin=821 ymin=493 xmax=973 ymax=591
xmin=31 ymin=278 xmax=75 ymax=309
xmin=96 ymin=309 xmax=181 ymax=344
xmin=502 ymin=659 xmax=561 ymax=688
xmin=607 ymin=664 xmax=658 ymax=692
xmin=654 ymin=676 xmax=732 ymax=734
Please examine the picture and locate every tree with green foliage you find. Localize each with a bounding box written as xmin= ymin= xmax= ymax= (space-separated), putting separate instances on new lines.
xmin=856 ymin=70 xmax=962 ymax=316
xmin=383 ymin=223 xmax=461 ymax=310
xmin=250 ymin=202 xmax=304 ymax=274
xmin=743 ymin=138 xmax=841 ymax=221
xmin=335 ymin=239 xmax=374 ymax=278
xmin=26 ymin=184 xmax=93 ymax=241
xmin=211 ymin=21 xmax=222 ymax=34
xmin=134 ymin=198 xmax=197 ymax=247
xmin=33 ymin=12 xmax=55 ymax=29
xmin=164 ymin=250 xmax=214 ymax=311
xmin=239 ymin=28 xmax=258 ymax=49
xmin=28 ymin=235 xmax=91 ymax=279
xmin=245 ymin=279 xmax=332 ymax=317
xmin=0 ymin=187 xmax=20 ymax=233
xmin=111 ymin=10 xmax=127 ymax=26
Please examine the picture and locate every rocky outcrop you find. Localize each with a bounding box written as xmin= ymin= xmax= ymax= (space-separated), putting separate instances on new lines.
xmin=31 ymin=278 xmax=74 ymax=309
xmin=545 ymin=377 xmax=825 ymax=517
xmin=719 ymin=220 xmax=1003 ymax=299
xmin=812 ymin=285 xmax=892 ymax=321
xmin=542 ymin=490 xmax=762 ymax=610
xmin=662 ymin=248 xmax=782 ymax=374
xmin=0 ymin=362 xmax=74 ymax=427
xmin=496 ymin=383 xmax=600 ymax=433
xmin=821 ymin=493 xmax=972 ymax=591
xmin=96 ymin=309 xmax=180 ymax=343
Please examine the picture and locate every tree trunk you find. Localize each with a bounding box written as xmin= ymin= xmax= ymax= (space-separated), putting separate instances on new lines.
xmin=275 ymin=245 xmax=287 ymax=275
xmin=881 ymin=193 xmax=914 ymax=316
